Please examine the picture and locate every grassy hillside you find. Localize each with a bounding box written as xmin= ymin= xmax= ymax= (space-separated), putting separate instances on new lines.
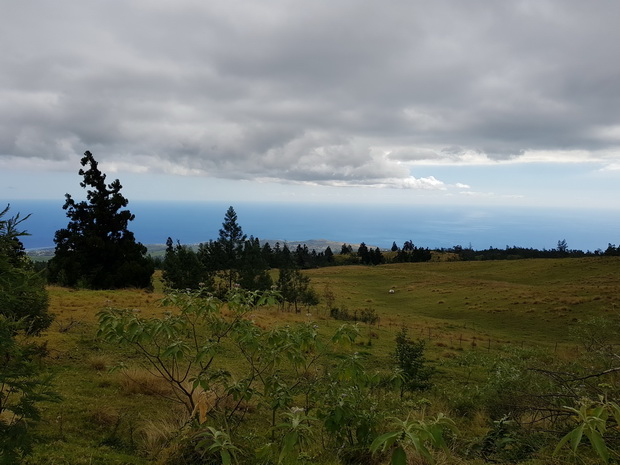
xmin=24 ymin=257 xmax=620 ymax=464
xmin=307 ymin=257 xmax=620 ymax=346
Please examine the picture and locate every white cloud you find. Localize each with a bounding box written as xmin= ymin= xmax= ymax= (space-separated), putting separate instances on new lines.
xmin=2 ymin=0 xmax=620 ymax=197
xmin=601 ymin=163 xmax=620 ymax=171
xmin=309 ymin=175 xmax=446 ymax=190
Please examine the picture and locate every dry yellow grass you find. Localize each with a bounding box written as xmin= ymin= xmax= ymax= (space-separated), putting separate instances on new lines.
xmin=117 ymin=367 xmax=174 ymax=397
xmin=87 ymin=354 xmax=110 ymax=371
xmin=138 ymin=408 xmax=191 ymax=458
xmin=47 ymin=286 xmax=164 ymax=324
xmin=42 ymin=286 xmax=165 ymax=355
xmin=89 ymin=406 xmax=120 ymax=427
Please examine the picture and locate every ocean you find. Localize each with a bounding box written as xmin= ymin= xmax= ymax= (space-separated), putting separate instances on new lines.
xmin=6 ymin=199 xmax=620 ymax=252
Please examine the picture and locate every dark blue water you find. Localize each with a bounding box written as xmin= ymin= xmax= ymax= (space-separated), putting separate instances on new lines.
xmin=5 ymin=199 xmax=620 ymax=252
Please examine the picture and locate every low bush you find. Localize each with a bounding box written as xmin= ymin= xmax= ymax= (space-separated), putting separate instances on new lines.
xmin=329 ymin=306 xmax=379 ymax=324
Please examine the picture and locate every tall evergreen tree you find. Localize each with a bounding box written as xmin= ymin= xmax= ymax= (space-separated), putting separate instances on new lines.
xmin=271 ymin=242 xmax=283 ymax=267
xmin=324 ymin=246 xmax=334 ymax=264
xmin=357 ymin=242 xmax=370 ymax=264
xmin=48 ymin=151 xmax=153 ymax=289
xmin=217 ymin=206 xmax=247 ymax=290
xmin=261 ymin=242 xmax=274 ymax=266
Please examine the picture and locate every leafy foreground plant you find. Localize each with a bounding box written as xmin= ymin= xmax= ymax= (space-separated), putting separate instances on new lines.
xmin=256 ymin=408 xmax=317 ymax=465
xmin=98 ymin=287 xmax=391 ymax=463
xmin=97 ymin=289 xmax=279 ymax=417
xmin=196 ymin=426 xmax=240 ymax=465
xmin=370 ymin=413 xmax=457 ymax=465
xmin=553 ymin=397 xmax=620 ymax=464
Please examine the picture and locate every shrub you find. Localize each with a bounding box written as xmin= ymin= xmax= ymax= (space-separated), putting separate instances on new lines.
xmin=0 ymin=205 xmax=56 ymax=463
xmin=330 ymin=306 xmax=379 ymax=324
xmin=393 ymin=327 xmax=434 ymax=397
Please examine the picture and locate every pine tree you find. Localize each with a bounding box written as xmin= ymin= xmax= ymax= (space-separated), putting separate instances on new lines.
xmin=261 ymin=242 xmax=274 ymax=266
xmin=217 ymin=206 xmax=247 ymax=290
xmin=48 ymin=151 xmax=153 ymax=289
xmin=324 ymin=246 xmax=334 ymax=264
xmin=357 ymin=242 xmax=370 ymax=264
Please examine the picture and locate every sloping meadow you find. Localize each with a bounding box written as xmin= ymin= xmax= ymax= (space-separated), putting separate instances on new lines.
xmin=26 ymin=258 xmax=620 ymax=464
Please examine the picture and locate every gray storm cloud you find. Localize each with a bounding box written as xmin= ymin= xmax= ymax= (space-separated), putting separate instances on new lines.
xmin=2 ymin=0 xmax=620 ymax=187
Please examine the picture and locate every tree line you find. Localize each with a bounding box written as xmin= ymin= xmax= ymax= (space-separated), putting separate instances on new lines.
xmin=161 ymin=206 xmax=320 ymax=311
xmin=161 ymin=225 xmax=434 ymax=284
xmin=440 ymin=239 xmax=610 ymax=261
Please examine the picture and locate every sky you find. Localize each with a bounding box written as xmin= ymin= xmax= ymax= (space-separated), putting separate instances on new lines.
xmin=2 ymin=1 xmax=620 ymax=210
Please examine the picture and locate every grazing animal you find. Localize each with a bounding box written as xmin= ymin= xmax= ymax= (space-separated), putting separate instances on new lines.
xmin=389 ymin=289 xmax=395 ymax=294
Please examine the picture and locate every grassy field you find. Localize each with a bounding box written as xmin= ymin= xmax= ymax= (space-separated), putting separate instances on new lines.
xmin=308 ymin=257 xmax=620 ymax=347
xmin=25 ymin=257 xmax=620 ymax=464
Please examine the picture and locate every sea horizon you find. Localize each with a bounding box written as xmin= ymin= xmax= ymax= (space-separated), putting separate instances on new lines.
xmin=5 ymin=199 xmax=620 ymax=253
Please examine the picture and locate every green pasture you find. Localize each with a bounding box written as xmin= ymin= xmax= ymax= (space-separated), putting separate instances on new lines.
xmin=307 ymin=257 xmax=620 ymax=347
xmin=23 ymin=257 xmax=620 ymax=464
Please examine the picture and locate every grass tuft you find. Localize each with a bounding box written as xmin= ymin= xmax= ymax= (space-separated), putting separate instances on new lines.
xmin=138 ymin=408 xmax=190 ymax=458
xmin=89 ymin=406 xmax=120 ymax=427
xmin=118 ymin=368 xmax=173 ymax=397
xmin=88 ymin=355 xmax=110 ymax=371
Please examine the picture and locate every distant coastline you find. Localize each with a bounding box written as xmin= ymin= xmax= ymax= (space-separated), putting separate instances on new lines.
xmin=10 ymin=199 xmax=620 ymax=253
